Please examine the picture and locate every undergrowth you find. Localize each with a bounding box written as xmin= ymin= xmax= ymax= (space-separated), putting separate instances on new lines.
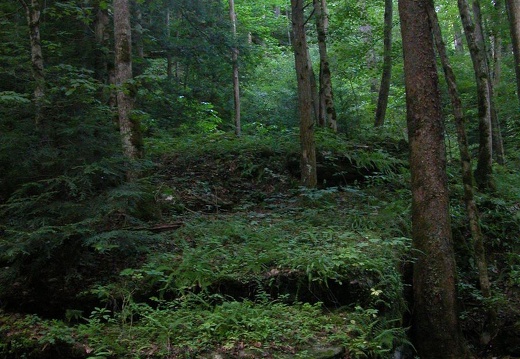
xmin=6 ymin=129 xmax=520 ymax=358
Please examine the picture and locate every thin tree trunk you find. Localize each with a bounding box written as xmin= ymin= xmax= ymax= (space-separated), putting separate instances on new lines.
xmin=274 ymin=5 xmax=281 ymax=17
xmin=458 ymin=0 xmax=495 ymax=191
xmin=134 ymin=4 xmax=144 ymax=60
xmin=286 ymin=7 xmax=292 ymax=46
xmin=93 ymin=1 xmax=109 ymax=82
xmin=454 ymin=21 xmax=465 ymax=53
xmin=490 ymin=1 xmax=506 ymax=164
xmin=398 ymin=0 xmax=469 ymax=357
xmin=229 ymin=0 xmax=241 ymax=136
xmin=374 ymin=0 xmax=393 ymax=128
xmin=114 ymin=0 xmax=143 ymax=165
xmin=506 ymin=0 xmax=520 ymax=105
xmin=291 ymin=0 xmax=317 ymax=188
xmin=307 ymin=48 xmax=320 ymax=125
xmin=314 ymin=0 xmax=337 ymax=132
xmin=166 ymin=7 xmax=173 ymax=79
xmin=427 ymin=3 xmax=495 ymax=343
xmin=18 ymin=0 xmax=45 ymax=127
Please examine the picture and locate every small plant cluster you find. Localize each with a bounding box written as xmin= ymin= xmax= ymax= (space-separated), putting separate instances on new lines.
xmin=0 ymin=311 xmax=81 ymax=358
xmin=74 ymin=294 xmax=410 ymax=359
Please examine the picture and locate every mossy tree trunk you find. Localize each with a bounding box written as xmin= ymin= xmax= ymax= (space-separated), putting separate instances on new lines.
xmin=506 ymin=0 xmax=520 ymax=106
xmin=229 ymin=0 xmax=241 ymax=137
xmin=291 ymin=0 xmax=317 ymax=188
xmin=307 ymin=48 xmax=320 ymax=125
xmin=490 ymin=1 xmax=506 ymax=165
xmin=374 ymin=0 xmax=393 ymax=128
xmin=398 ymin=0 xmax=469 ymax=357
xmin=458 ymin=0 xmax=495 ymax=191
xmin=313 ymin=0 xmax=337 ymax=132
xmin=114 ymin=0 xmax=143 ymax=166
xmin=454 ymin=21 xmax=465 ymax=52
xmin=18 ymin=0 xmax=45 ymax=127
xmin=93 ymin=0 xmax=110 ymax=82
xmin=427 ymin=2 xmax=496 ymax=342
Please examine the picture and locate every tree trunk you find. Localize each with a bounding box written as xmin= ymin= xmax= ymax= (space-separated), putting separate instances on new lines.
xmin=114 ymin=0 xmax=143 ymax=164
xmin=454 ymin=21 xmax=465 ymax=53
xmin=18 ymin=0 xmax=45 ymax=127
xmin=229 ymin=0 xmax=241 ymax=136
xmin=398 ymin=0 xmax=469 ymax=357
xmin=93 ymin=1 xmax=110 ymax=82
xmin=506 ymin=0 xmax=520 ymax=105
xmin=313 ymin=0 xmax=337 ymax=132
xmin=359 ymin=0 xmax=378 ymax=95
xmin=291 ymin=0 xmax=317 ymax=188
xmin=166 ymin=7 xmax=173 ymax=79
xmin=427 ymin=2 xmax=496 ymax=342
xmin=490 ymin=1 xmax=506 ymax=165
xmin=133 ymin=2 xmax=144 ymax=78
xmin=307 ymin=48 xmax=320 ymax=125
xmin=374 ymin=0 xmax=393 ymax=128
xmin=458 ymin=0 xmax=495 ymax=191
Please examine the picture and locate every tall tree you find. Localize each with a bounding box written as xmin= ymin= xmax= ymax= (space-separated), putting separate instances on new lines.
xmin=458 ymin=0 xmax=496 ymax=191
xmin=427 ymin=2 xmax=495 ymax=342
xmin=93 ymin=0 xmax=110 ymax=82
xmin=114 ymin=0 xmax=143 ymax=164
xmin=291 ymin=0 xmax=317 ymax=188
xmin=18 ymin=0 xmax=45 ymax=126
xmin=374 ymin=0 xmax=393 ymax=127
xmin=398 ymin=0 xmax=469 ymax=357
xmin=229 ymin=0 xmax=241 ymax=136
xmin=359 ymin=0 xmax=378 ymax=95
xmin=506 ymin=0 xmax=520 ymax=106
xmin=490 ymin=0 xmax=506 ymax=165
xmin=454 ymin=20 xmax=465 ymax=52
xmin=471 ymin=0 xmax=505 ymax=166
xmin=313 ymin=0 xmax=337 ymax=132
xmin=308 ymin=48 xmax=320 ymax=125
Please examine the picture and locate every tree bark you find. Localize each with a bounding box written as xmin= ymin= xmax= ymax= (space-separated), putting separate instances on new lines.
xmin=18 ymin=0 xmax=45 ymax=127
xmin=93 ymin=1 xmax=110 ymax=82
xmin=133 ymin=2 xmax=145 ymax=77
xmin=506 ymin=0 xmax=520 ymax=106
xmin=308 ymin=48 xmax=320 ymax=125
xmin=313 ymin=0 xmax=337 ymax=132
xmin=398 ymin=0 xmax=469 ymax=357
xmin=359 ymin=0 xmax=378 ymax=94
xmin=458 ymin=0 xmax=495 ymax=191
xmin=427 ymin=3 xmax=495 ymax=341
xmin=114 ymin=0 xmax=143 ymax=164
xmin=229 ymin=0 xmax=241 ymax=137
xmin=490 ymin=1 xmax=506 ymax=165
xmin=374 ymin=0 xmax=393 ymax=128
xmin=291 ymin=0 xmax=317 ymax=188
xmin=454 ymin=21 xmax=465 ymax=53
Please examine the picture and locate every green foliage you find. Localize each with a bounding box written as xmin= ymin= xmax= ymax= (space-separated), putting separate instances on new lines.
xmin=332 ymin=306 xmax=411 ymax=358
xmin=2 ymin=0 xmax=520 ymax=357
xmin=241 ymin=51 xmax=298 ymax=127
xmin=74 ymin=291 xmax=408 ymax=358
xmin=0 ymin=311 xmax=78 ymax=358
xmin=101 ymin=198 xmax=410 ymax=312
xmin=0 ymin=91 xmax=31 ymax=104
xmin=0 ymin=64 xmax=162 ymax=310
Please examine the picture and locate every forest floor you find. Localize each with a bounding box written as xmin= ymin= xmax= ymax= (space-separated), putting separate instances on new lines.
xmin=1 ymin=131 xmax=520 ymax=358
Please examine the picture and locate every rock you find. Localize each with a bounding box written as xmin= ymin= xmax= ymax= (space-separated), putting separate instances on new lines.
xmin=199 ymin=345 xmax=346 ymax=359
xmin=306 ymin=345 xmax=345 ymax=359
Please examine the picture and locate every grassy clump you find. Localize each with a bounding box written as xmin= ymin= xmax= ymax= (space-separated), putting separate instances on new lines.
xmin=75 ymin=294 xmax=409 ymax=358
